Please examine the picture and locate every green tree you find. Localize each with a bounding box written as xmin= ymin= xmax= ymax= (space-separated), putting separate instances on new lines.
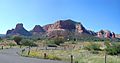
xmin=0 ymin=37 xmax=2 ymax=40
xmin=105 ymin=43 xmax=120 ymax=55
xmin=8 ymin=42 xmax=16 ymax=48
xmin=21 ymin=39 xmax=37 ymax=47
xmin=13 ymin=36 xmax=22 ymax=45
xmin=84 ymin=43 xmax=101 ymax=51
xmin=53 ymin=38 xmax=64 ymax=45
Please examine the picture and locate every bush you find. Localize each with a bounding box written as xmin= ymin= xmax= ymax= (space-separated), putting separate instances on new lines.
xmin=8 ymin=42 xmax=17 ymax=46
xmin=21 ymin=39 xmax=37 ymax=47
xmin=91 ymin=50 xmax=99 ymax=54
xmin=53 ymin=38 xmax=64 ymax=45
xmin=47 ymin=38 xmax=65 ymax=45
xmin=13 ymin=36 xmax=22 ymax=45
xmin=106 ymin=43 xmax=120 ymax=55
xmin=106 ymin=46 xmax=117 ymax=55
xmin=84 ymin=43 xmax=101 ymax=51
xmin=47 ymin=54 xmax=61 ymax=60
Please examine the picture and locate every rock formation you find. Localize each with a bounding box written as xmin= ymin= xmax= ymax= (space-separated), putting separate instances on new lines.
xmin=30 ymin=25 xmax=45 ymax=36
xmin=43 ymin=19 xmax=88 ymax=33
xmin=43 ymin=19 xmax=96 ymax=38
xmin=6 ymin=19 xmax=117 ymax=39
xmin=112 ymin=32 xmax=115 ymax=38
xmin=31 ymin=25 xmax=45 ymax=33
xmin=43 ymin=19 xmax=77 ymax=32
xmin=97 ymin=30 xmax=115 ymax=38
xmin=6 ymin=23 xmax=31 ymax=36
xmin=116 ymin=34 xmax=120 ymax=38
xmin=6 ymin=29 xmax=14 ymax=35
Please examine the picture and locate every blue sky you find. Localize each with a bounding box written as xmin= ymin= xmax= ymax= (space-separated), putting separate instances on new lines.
xmin=0 ymin=0 xmax=120 ymax=34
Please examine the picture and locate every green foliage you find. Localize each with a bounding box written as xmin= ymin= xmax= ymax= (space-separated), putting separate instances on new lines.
xmin=21 ymin=39 xmax=37 ymax=47
xmin=13 ymin=36 xmax=22 ymax=45
xmin=84 ymin=43 xmax=101 ymax=51
xmin=53 ymin=38 xmax=64 ymax=45
xmin=47 ymin=38 xmax=65 ymax=45
xmin=46 ymin=40 xmax=55 ymax=45
xmin=75 ymin=36 xmax=105 ymax=42
xmin=0 ymin=37 xmax=3 ymax=43
xmin=84 ymin=42 xmax=120 ymax=55
xmin=104 ymin=42 xmax=111 ymax=47
xmin=6 ymin=36 xmax=16 ymax=40
xmin=90 ymin=50 xmax=99 ymax=54
xmin=8 ymin=42 xmax=16 ymax=46
xmin=106 ymin=43 xmax=120 ymax=55
xmin=106 ymin=46 xmax=117 ymax=55
xmin=0 ymin=39 xmax=2 ymax=42
xmin=69 ymin=33 xmax=114 ymax=42
xmin=47 ymin=54 xmax=61 ymax=60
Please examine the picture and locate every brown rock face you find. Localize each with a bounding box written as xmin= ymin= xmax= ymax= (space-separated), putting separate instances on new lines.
xmin=97 ymin=30 xmax=115 ymax=38
xmin=55 ymin=20 xmax=76 ymax=30
xmin=47 ymin=29 xmax=70 ymax=38
xmin=43 ymin=19 xmax=87 ymax=32
xmin=30 ymin=25 xmax=45 ymax=36
xmin=112 ymin=32 xmax=115 ymax=38
xmin=43 ymin=19 xmax=77 ymax=32
xmin=75 ymin=23 xmax=88 ymax=33
xmin=43 ymin=19 xmax=96 ymax=38
xmin=6 ymin=23 xmax=31 ymax=36
xmin=6 ymin=19 xmax=116 ymax=39
xmin=32 ymin=25 xmax=45 ymax=33
xmin=97 ymin=32 xmax=103 ymax=38
xmin=105 ymin=31 xmax=111 ymax=38
xmin=43 ymin=24 xmax=53 ymax=32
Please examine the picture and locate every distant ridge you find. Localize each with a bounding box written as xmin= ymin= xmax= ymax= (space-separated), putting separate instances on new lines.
xmin=6 ymin=23 xmax=31 ymax=36
xmin=6 ymin=19 xmax=118 ymax=39
xmin=0 ymin=34 xmax=5 ymax=37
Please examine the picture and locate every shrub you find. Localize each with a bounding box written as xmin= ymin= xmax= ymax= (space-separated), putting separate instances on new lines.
xmin=84 ymin=43 xmax=101 ymax=51
xmin=13 ymin=36 xmax=22 ymax=45
xmin=106 ymin=46 xmax=117 ymax=55
xmin=47 ymin=38 xmax=65 ymax=45
xmin=91 ymin=50 xmax=99 ymax=54
xmin=53 ymin=38 xmax=64 ymax=45
xmin=106 ymin=43 xmax=120 ymax=55
xmin=28 ymin=51 xmax=40 ymax=58
xmin=8 ymin=42 xmax=17 ymax=47
xmin=47 ymin=54 xmax=61 ymax=60
xmin=21 ymin=39 xmax=37 ymax=47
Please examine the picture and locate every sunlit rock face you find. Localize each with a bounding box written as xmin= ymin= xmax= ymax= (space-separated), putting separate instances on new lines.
xmin=112 ymin=32 xmax=115 ymax=38
xmin=97 ymin=30 xmax=115 ymax=38
xmin=43 ymin=19 xmax=96 ymax=38
xmin=43 ymin=19 xmax=77 ymax=32
xmin=43 ymin=19 xmax=87 ymax=32
xmin=5 ymin=19 xmax=116 ymax=39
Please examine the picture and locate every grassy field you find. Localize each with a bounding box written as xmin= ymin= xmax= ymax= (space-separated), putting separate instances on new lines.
xmin=1 ymin=39 xmax=120 ymax=63
xmin=21 ymin=46 xmax=120 ymax=63
xmin=22 ymin=49 xmax=120 ymax=63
